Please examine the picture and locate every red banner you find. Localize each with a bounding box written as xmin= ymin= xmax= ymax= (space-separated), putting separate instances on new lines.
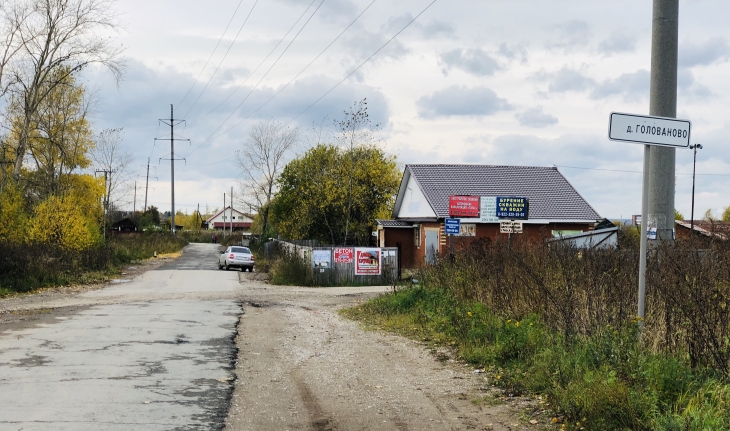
xmin=449 ymin=196 xmax=480 ymax=217
xmin=333 ymin=248 xmax=353 ymax=263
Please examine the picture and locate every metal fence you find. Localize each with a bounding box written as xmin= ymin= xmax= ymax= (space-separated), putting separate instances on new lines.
xmin=264 ymin=240 xmax=398 ymax=286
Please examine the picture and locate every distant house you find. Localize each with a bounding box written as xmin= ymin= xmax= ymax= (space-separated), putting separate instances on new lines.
xmin=377 ymin=164 xmax=602 ymax=269
xmin=205 ymin=206 xmax=254 ymax=231
xmin=110 ymin=217 xmax=138 ymax=234
xmin=676 ymin=220 xmax=730 ymax=241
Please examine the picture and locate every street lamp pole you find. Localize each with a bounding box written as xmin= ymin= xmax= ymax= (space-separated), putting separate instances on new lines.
xmin=689 ymin=143 xmax=703 ymax=234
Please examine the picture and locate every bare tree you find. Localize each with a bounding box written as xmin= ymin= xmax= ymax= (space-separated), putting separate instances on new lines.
xmin=235 ymin=120 xmax=298 ymax=236
xmin=333 ymin=99 xmax=381 ymax=245
xmin=91 ymin=128 xmax=131 ymax=223
xmin=0 ymin=0 xmax=29 ymax=100
xmin=10 ymin=0 xmax=124 ymax=178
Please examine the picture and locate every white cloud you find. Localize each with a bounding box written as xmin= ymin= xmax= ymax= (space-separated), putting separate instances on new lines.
xmin=416 ymin=86 xmax=511 ymax=118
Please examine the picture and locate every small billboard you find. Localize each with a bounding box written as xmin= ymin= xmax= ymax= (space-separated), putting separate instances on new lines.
xmin=449 ymin=196 xmax=480 ymax=218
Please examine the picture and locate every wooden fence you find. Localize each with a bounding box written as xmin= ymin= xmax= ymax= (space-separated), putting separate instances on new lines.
xmin=264 ymin=240 xmax=399 ymax=286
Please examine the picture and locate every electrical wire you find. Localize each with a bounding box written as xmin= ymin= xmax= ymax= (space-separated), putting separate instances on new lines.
xmin=555 ymin=164 xmax=730 ymax=176
xmin=282 ymin=0 xmax=438 ymax=127
xmin=188 ymin=0 xmax=435 ymax=157
xmin=194 ymin=0 xmax=319 ymax=124
xmin=178 ymin=0 xmax=245 ymax=108
xmin=193 ymin=0 xmax=377 ymax=146
xmin=182 ymin=0 xmax=260 ymax=120
xmin=185 ymin=0 xmax=325 ymax=158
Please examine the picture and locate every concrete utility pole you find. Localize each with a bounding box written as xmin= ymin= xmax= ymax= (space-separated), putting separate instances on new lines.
xmin=230 ymin=186 xmax=234 ymax=236
xmin=156 ymin=105 xmax=189 ymax=234
xmin=648 ymin=0 xmax=679 ymax=242
xmin=638 ymin=0 xmax=680 ymax=323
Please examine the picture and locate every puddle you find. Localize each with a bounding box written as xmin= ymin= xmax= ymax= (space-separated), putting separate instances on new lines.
xmin=110 ymin=279 xmax=132 ymax=284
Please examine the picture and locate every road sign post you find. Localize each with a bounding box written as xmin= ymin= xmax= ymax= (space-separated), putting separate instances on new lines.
xmin=609 ymin=112 xmax=691 ymax=324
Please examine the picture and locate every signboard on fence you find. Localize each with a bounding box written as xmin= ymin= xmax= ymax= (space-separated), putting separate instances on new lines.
xmin=333 ymin=248 xmax=354 ymax=263
xmin=312 ymin=249 xmax=332 ymax=268
xmin=496 ymin=197 xmax=529 ymax=219
xmin=355 ymin=248 xmax=381 ymax=275
xmin=449 ymin=196 xmax=480 ymax=218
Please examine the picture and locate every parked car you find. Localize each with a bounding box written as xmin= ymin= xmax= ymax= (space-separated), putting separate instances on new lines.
xmin=218 ymin=246 xmax=255 ymax=271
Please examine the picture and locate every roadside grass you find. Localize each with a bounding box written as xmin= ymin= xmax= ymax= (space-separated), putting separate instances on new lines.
xmin=0 ymin=233 xmax=189 ymax=298
xmin=342 ymin=285 xmax=730 ymax=431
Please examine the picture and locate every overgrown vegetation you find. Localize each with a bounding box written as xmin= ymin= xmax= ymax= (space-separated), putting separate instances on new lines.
xmin=344 ymin=238 xmax=730 ymax=430
xmin=0 ymin=233 xmax=188 ymax=297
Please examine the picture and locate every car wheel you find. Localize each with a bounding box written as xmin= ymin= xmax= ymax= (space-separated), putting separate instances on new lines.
xmin=225 ymin=262 xmax=230 ymax=271
xmin=218 ymin=261 xmax=223 ymax=270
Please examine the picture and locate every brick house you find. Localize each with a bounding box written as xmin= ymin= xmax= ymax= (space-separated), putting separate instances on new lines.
xmin=377 ymin=164 xmax=602 ymax=269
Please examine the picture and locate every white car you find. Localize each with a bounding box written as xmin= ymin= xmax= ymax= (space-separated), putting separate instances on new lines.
xmin=218 ymin=246 xmax=255 ymax=271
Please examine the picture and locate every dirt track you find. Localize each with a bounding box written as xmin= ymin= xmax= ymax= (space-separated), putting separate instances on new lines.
xmin=227 ymin=275 xmax=546 ymax=431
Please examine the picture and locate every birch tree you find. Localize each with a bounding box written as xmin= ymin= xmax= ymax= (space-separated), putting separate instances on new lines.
xmin=235 ymin=119 xmax=298 ymax=236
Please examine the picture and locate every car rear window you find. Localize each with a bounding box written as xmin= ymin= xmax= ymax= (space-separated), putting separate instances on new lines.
xmin=231 ymin=247 xmax=251 ymax=254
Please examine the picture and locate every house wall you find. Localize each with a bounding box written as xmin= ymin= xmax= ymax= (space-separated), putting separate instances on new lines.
xmin=381 ymin=228 xmax=416 ymax=269
xmin=207 ymin=210 xmax=253 ymax=230
xmin=402 ymin=221 xmax=594 ymax=269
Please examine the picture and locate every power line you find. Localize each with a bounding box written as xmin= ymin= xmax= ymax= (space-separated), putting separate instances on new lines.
xmin=194 ymin=0 xmax=319 ymax=125
xmin=207 ymin=0 xmax=325 ymax=137
xmin=282 ymin=0 xmax=439 ymax=127
xmin=186 ymin=0 xmax=324 ymax=159
xmin=188 ymin=0 xmax=434 ymax=158
xmin=182 ymin=0 xmax=260 ymax=120
xmin=555 ymin=164 xmax=730 ymax=176
xmin=178 ymin=0 xmax=245 ymax=108
xmin=192 ymin=0 xmax=377 ymax=148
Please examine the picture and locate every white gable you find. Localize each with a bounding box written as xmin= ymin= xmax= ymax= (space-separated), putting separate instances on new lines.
xmin=396 ymin=174 xmax=436 ymax=218
xmin=208 ymin=208 xmax=253 ymax=224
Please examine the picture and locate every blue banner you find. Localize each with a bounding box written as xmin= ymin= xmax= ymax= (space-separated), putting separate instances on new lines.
xmin=444 ymin=218 xmax=461 ymax=235
xmin=496 ymin=197 xmax=529 ymax=219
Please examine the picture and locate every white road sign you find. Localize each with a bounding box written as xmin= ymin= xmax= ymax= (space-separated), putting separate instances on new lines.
xmin=608 ymin=112 xmax=691 ymax=148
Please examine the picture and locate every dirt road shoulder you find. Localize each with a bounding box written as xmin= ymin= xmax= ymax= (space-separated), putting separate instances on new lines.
xmin=226 ymin=276 xmax=544 ymax=431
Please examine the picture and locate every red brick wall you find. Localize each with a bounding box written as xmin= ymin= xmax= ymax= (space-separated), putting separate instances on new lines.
xmin=392 ymin=221 xmax=594 ymax=269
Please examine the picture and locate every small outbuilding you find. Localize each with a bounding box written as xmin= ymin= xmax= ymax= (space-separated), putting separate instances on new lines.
xmin=377 ymin=164 xmax=602 ymax=268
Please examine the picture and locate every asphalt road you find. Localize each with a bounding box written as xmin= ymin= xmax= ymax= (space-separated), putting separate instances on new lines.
xmin=0 ymin=243 xmax=241 ymax=431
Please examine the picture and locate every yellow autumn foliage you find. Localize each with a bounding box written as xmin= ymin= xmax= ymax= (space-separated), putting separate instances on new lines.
xmin=27 ymin=174 xmax=104 ymax=250
xmin=0 ymin=184 xmax=29 ymax=244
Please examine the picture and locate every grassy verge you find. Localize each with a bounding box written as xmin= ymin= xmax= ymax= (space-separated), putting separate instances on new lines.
xmin=342 ymin=285 xmax=730 ymax=431
xmin=0 ymin=233 xmax=189 ymax=298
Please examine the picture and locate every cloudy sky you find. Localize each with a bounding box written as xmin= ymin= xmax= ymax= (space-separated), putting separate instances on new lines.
xmin=84 ymin=0 xmax=730 ymax=220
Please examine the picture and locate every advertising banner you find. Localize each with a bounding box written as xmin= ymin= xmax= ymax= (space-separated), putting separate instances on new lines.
xmin=458 ymin=223 xmax=476 ymax=236
xmin=312 ymin=250 xmax=332 ymax=268
xmin=355 ymin=248 xmax=381 ymax=275
xmin=496 ymin=197 xmax=529 ymax=219
xmin=449 ymin=196 xmax=480 ymax=217
xmin=459 ymin=196 xmax=499 ymax=223
xmin=333 ymin=248 xmax=354 ymax=263
xmin=444 ymin=218 xmax=461 ymax=235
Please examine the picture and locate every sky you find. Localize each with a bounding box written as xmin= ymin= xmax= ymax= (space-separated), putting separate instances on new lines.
xmin=82 ymin=0 xmax=730 ymax=220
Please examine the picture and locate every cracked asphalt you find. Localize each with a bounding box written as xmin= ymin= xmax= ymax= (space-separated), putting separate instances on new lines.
xmin=1 ymin=243 xmax=539 ymax=431
xmin=0 ymin=243 xmax=240 ymax=431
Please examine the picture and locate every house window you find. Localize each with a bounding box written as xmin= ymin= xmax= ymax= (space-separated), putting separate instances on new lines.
xmin=414 ymin=226 xmax=421 ymax=248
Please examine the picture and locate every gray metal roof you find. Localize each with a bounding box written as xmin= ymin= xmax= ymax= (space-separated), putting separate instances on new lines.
xmin=405 ymin=164 xmax=601 ymax=220
xmin=376 ymin=219 xmax=414 ymax=227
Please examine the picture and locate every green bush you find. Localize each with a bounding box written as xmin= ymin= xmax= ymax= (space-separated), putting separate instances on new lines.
xmin=345 ymin=284 xmax=730 ymax=431
xmin=269 ymin=250 xmax=311 ymax=286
